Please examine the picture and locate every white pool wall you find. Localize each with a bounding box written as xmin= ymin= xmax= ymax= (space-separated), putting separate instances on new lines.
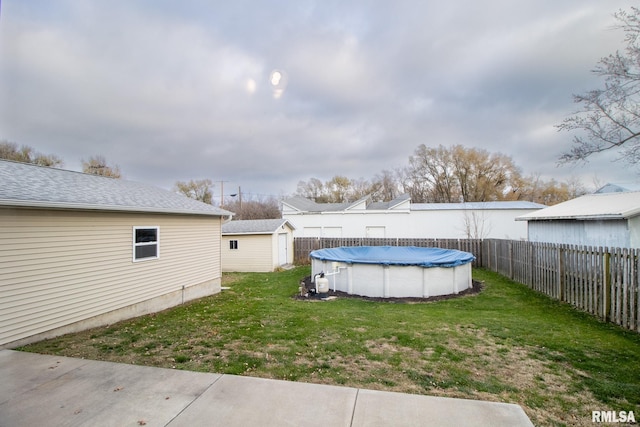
xmin=310 ymin=258 xmax=472 ymax=298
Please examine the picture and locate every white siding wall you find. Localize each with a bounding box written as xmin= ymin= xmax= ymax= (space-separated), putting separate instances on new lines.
xmin=0 ymin=207 xmax=222 ymax=348
xmin=527 ymin=219 xmax=630 ymax=247
xmin=285 ymin=209 xmax=532 ymax=240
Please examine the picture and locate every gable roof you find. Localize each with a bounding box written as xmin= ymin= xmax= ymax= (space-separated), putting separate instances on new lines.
xmin=282 ymin=197 xmax=353 ymax=212
xmin=367 ymin=194 xmax=411 ymax=210
xmin=0 ymin=160 xmax=233 ymax=217
xmin=282 ymin=194 xmax=411 ymax=212
xmin=517 ymin=192 xmax=640 ymax=221
xmin=411 ymin=201 xmax=546 ymax=211
xmin=594 ymin=182 xmax=640 ymax=194
xmin=222 ymin=218 xmax=294 ymax=235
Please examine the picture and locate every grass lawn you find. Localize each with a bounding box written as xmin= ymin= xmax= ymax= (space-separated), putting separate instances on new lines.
xmin=20 ymin=267 xmax=640 ymax=426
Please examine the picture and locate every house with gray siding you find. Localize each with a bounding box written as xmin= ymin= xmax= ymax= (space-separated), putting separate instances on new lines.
xmin=0 ymin=160 xmax=233 ymax=348
xmin=222 ymin=219 xmax=295 ymax=272
xmin=517 ymin=191 xmax=640 ymax=248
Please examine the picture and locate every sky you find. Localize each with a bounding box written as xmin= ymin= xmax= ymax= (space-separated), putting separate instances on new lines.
xmin=1 ymin=1 xmax=638 ymax=201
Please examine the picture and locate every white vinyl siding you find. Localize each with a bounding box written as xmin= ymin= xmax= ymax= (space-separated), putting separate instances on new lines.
xmin=0 ymin=207 xmax=222 ymax=347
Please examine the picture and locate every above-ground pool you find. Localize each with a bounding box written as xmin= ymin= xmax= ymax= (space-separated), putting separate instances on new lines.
xmin=310 ymin=246 xmax=475 ymax=298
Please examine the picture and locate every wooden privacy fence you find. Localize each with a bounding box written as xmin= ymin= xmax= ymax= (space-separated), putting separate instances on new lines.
xmin=294 ymin=237 xmax=640 ymax=333
xmin=294 ymin=237 xmax=483 ymax=267
xmin=483 ymin=239 xmax=640 ymax=333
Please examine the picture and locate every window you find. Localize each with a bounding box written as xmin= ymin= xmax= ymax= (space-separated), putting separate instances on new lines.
xmin=229 ymin=240 xmax=238 ymax=250
xmin=133 ymin=227 xmax=159 ymax=261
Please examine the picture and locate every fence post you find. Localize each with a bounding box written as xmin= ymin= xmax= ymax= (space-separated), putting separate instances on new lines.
xmin=528 ymin=242 xmax=534 ymax=287
xmin=509 ymin=241 xmax=514 ymax=279
xmin=557 ymin=246 xmax=565 ymax=301
xmin=603 ymin=250 xmax=611 ymax=321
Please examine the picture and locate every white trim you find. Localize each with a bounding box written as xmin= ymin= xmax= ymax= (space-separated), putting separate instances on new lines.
xmin=133 ymin=226 xmax=160 ymax=262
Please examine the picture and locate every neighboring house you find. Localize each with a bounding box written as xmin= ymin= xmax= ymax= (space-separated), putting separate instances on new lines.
xmin=517 ymin=191 xmax=640 ymax=248
xmin=221 ymin=219 xmax=295 ymax=272
xmin=594 ymin=182 xmax=640 ymax=194
xmin=282 ymin=195 xmax=544 ymax=240
xmin=0 ymin=160 xmax=233 ymax=348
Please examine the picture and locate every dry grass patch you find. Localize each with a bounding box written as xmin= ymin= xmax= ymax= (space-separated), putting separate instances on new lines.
xmin=19 ymin=267 xmax=640 ymax=427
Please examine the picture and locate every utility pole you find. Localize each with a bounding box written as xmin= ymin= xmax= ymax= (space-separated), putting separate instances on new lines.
xmin=219 ymin=180 xmax=228 ymax=207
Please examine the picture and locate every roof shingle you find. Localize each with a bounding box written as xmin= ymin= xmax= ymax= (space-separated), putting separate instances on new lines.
xmin=222 ymin=219 xmax=293 ymax=234
xmin=0 ymin=160 xmax=233 ymax=217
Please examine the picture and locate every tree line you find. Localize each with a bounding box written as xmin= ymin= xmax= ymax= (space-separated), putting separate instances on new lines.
xmin=296 ymin=144 xmax=585 ymax=205
xmin=0 ymin=141 xmax=122 ymax=178
xmin=172 ymin=179 xmax=280 ymax=220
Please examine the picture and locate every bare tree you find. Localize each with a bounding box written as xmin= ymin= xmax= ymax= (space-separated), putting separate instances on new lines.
xmin=295 ymin=178 xmax=327 ymax=202
xmin=0 ymin=141 xmax=63 ymax=167
xmin=296 ymin=175 xmax=378 ymax=203
xmin=405 ymin=144 xmax=523 ymax=202
xmin=460 ymin=207 xmax=492 ymax=239
xmin=174 ymin=179 xmax=214 ymax=204
xmin=82 ymin=155 xmax=122 ymax=178
xmin=370 ymin=169 xmax=402 ymax=201
xmin=558 ymin=7 xmax=640 ymax=165
xmin=407 ymin=144 xmax=458 ymax=202
xmin=450 ymin=145 xmax=522 ymax=202
xmin=224 ymin=196 xmax=281 ymax=220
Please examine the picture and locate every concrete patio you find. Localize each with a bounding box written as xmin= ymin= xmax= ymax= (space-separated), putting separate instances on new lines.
xmin=0 ymin=349 xmax=533 ymax=426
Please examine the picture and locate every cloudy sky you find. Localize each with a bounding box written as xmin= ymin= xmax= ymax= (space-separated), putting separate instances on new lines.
xmin=1 ymin=1 xmax=638 ymax=200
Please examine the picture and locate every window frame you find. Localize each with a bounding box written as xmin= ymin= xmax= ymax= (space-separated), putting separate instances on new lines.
xmin=133 ymin=226 xmax=160 ymax=262
xmin=229 ymin=239 xmax=239 ymax=250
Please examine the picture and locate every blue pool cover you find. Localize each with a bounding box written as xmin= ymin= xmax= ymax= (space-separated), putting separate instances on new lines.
xmin=310 ymin=246 xmax=475 ymax=268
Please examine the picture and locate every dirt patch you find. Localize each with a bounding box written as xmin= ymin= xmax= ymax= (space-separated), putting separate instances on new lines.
xmin=295 ymin=276 xmax=483 ymax=303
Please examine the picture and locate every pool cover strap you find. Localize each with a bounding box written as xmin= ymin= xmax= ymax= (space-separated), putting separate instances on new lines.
xmin=310 ymin=246 xmax=475 ymax=268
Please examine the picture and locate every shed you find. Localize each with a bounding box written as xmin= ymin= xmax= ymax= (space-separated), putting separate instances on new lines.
xmin=517 ymin=191 xmax=640 ymax=248
xmin=0 ymin=160 xmax=233 ymax=348
xmin=222 ymin=219 xmax=295 ymax=272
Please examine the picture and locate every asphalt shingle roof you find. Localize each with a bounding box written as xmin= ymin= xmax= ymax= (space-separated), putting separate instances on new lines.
xmin=282 ymin=197 xmax=353 ymax=212
xmin=283 ymin=195 xmax=542 ymax=213
xmin=282 ymin=194 xmax=411 ymax=212
xmin=0 ymin=160 xmax=233 ymax=217
xmin=222 ymin=219 xmax=293 ymax=234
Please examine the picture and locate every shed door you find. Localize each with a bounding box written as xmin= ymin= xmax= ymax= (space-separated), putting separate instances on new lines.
xmin=278 ymin=233 xmax=288 ymax=265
